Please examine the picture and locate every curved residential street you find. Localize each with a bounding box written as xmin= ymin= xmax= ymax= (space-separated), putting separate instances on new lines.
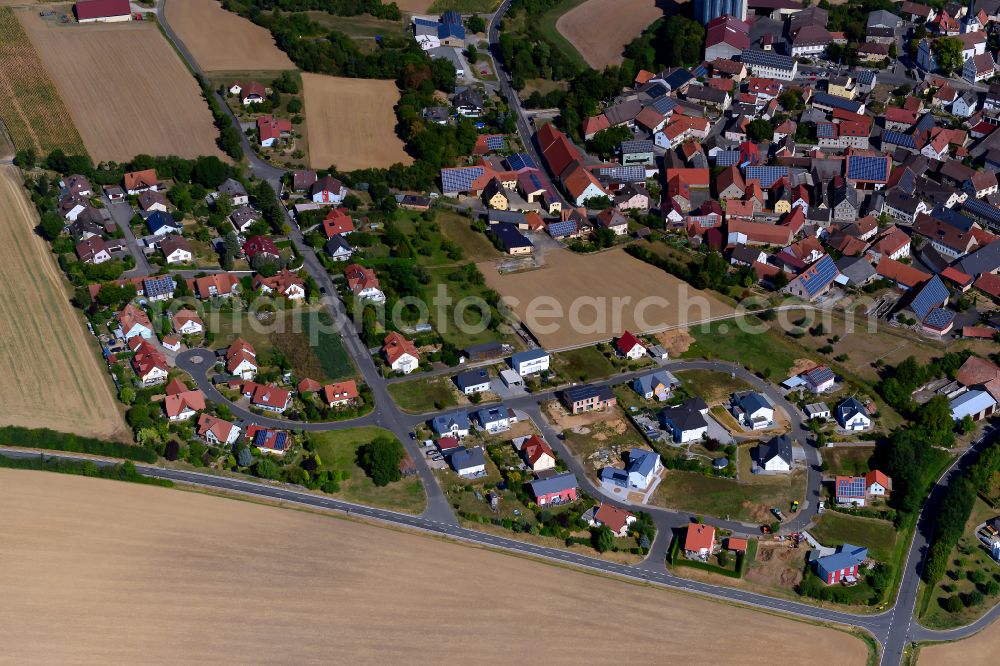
xmin=123 ymin=3 xmax=1000 ymax=662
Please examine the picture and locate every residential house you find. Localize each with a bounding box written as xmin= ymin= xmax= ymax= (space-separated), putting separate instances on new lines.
xmin=250 ymin=428 xmax=290 ymax=455
xmin=172 ymin=309 xmax=204 ymax=336
xmin=964 ymin=52 xmax=997 ymax=83
xmin=451 ymin=447 xmax=487 ymax=477
xmin=511 ymin=348 xmax=549 ymax=376
xmin=322 ymin=208 xmax=354 ymax=237
xmin=292 ymin=170 xmax=318 ymax=192
xmin=116 ymin=303 xmax=153 ymax=341
xmin=197 ymin=414 xmax=241 ymax=446
xmin=145 ymin=211 xmax=182 ymax=236
xmin=757 ymin=434 xmax=793 ymax=472
xmin=684 ymin=523 xmax=716 ymax=559
xmin=137 ymin=190 xmax=168 ymax=213
xmin=520 ymin=435 xmax=556 ymax=472
xmin=344 ymin=263 xmax=386 ymax=303
xmin=164 ymin=381 xmax=206 ymax=421
xmin=432 ymin=412 xmax=471 ymax=439
xmin=76 ymin=237 xmax=112 ymax=265
xmin=218 ymin=178 xmax=249 ymax=206
xmin=247 ymin=383 xmax=292 ymax=413
xmin=123 ymin=169 xmax=158 ymax=195
xmin=141 ymin=275 xmax=176 ymax=302
xmin=129 ymin=338 xmax=168 ymax=386
xmin=325 ymin=234 xmax=354 ymax=262
xmin=225 ymin=338 xmax=258 ymax=380
xmin=382 ymin=332 xmax=420 ymax=374
xmin=188 ymin=273 xmax=240 ymax=299
xmin=835 ymin=471 xmax=890 ymax=506
xmin=596 ymin=208 xmax=629 ymax=235
xmin=813 ymin=544 xmax=868 ymax=584
xmin=230 ymin=205 xmax=261 ymax=233
xmin=599 ymin=448 xmax=663 ymax=491
xmin=561 ymin=384 xmax=616 ymax=414
xmin=231 ymin=81 xmax=265 ymax=105
xmin=588 ymin=503 xmax=636 ymax=537
xmin=529 ymin=472 xmax=578 ymax=506
xmin=243 ymin=235 xmax=280 ymax=263
xmin=257 ymin=116 xmax=293 ymax=147
xmin=253 ymin=270 xmax=306 ymax=300
xmin=730 ymin=391 xmax=774 ymax=430
xmin=805 ymin=365 xmax=836 ymax=393
xmin=322 ymin=380 xmax=359 ymax=407
xmin=311 ymin=176 xmax=348 ymax=205
xmin=615 ymin=331 xmax=646 ymax=360
xmin=836 ymin=396 xmax=872 ymax=431
xmin=454 ymin=368 xmax=491 ymax=395
xmin=632 ymin=370 xmax=680 ymax=401
xmin=659 ymin=398 xmax=709 ymax=443
xmin=784 ymin=255 xmax=840 ymax=301
xmin=160 ymin=236 xmax=192 ymax=265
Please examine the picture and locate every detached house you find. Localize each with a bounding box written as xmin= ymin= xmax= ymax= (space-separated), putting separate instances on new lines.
xmin=511 ymin=348 xmax=549 ymax=376
xmin=684 ymin=523 xmax=716 ymax=559
xmin=432 ymin=412 xmax=471 ymax=439
xmin=520 ymin=435 xmax=556 ymax=472
xmin=344 ymin=263 xmax=386 ymax=303
xmin=117 ymin=303 xmax=153 ymax=341
xmin=529 ymin=472 xmax=578 ymax=506
xmin=757 ymin=434 xmax=793 ymax=472
xmin=813 ymin=544 xmax=868 ymax=584
xmin=172 ymin=309 xmax=204 ymax=336
xmin=835 ymin=471 xmax=890 ymax=506
xmin=588 ymin=503 xmax=636 ymax=537
xmin=615 ymin=331 xmax=646 ymax=360
xmin=123 ymin=169 xmax=158 ymax=195
xmin=599 ymin=448 xmax=663 ymax=492
xmin=226 ymin=338 xmax=258 ymax=380
xmin=311 ymin=176 xmax=348 ymax=205
xmin=382 ymin=331 xmax=420 ymax=374
xmin=253 ymin=270 xmax=306 ymax=300
xmin=836 ymin=396 xmax=872 ymax=431
xmin=129 ymin=338 xmax=169 ymax=387
xmin=730 ymin=391 xmax=774 ymax=430
xmin=561 ymin=384 xmax=616 ymax=414
xmin=659 ymin=398 xmax=709 ymax=443
xmin=197 ymin=414 xmax=241 ymax=446
xmin=633 ymin=370 xmax=680 ymax=401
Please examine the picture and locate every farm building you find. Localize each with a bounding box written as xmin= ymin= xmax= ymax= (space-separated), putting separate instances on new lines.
xmin=75 ymin=0 xmax=132 ymax=23
xmin=812 ymin=544 xmax=868 ymax=584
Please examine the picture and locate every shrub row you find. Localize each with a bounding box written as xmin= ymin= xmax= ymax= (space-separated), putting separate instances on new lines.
xmin=0 ymin=426 xmax=157 ymax=463
xmin=0 ymin=452 xmax=170 ymax=487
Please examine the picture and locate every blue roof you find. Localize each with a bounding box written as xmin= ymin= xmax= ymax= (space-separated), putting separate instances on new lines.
xmin=837 ymin=396 xmax=866 ymax=421
xmin=894 ymin=166 xmax=916 ymax=194
xmin=512 ymin=348 xmax=548 ymax=364
xmin=599 ymin=467 xmax=629 ymax=487
xmin=634 ymin=370 xmax=679 ymax=395
xmin=650 ymin=97 xmax=677 ymax=115
xmin=930 ymin=205 xmax=976 ymax=231
xmin=714 ymin=150 xmax=741 ymax=166
xmin=663 ymin=69 xmax=693 ymax=90
xmin=914 ymin=112 xmax=935 ymax=135
xmin=857 ymin=70 xmax=877 ymax=85
xmin=529 ymin=471 xmax=578 ymax=496
xmin=910 ymin=275 xmax=949 ymax=321
xmin=743 ymin=165 xmax=789 ymax=188
xmin=882 ymin=130 xmax=915 ymax=149
xmin=431 ymin=412 xmax=470 ymax=434
xmin=475 ymin=406 xmax=509 ymax=424
xmin=547 ymin=219 xmax=577 ymax=237
xmin=485 ymin=134 xmax=506 ymax=151
xmin=794 ymin=255 xmax=839 ymax=297
xmin=962 ymin=198 xmax=1000 ymax=225
xmin=691 ymin=64 xmax=709 ymax=78
xmin=441 ymin=166 xmax=485 ymax=193
xmin=846 ymin=155 xmax=890 ymax=183
xmin=440 ymin=10 xmax=462 ymax=24
xmin=437 ymin=22 xmax=465 ymax=40
xmin=563 ymin=383 xmax=611 ymax=403
xmin=627 ymin=448 xmax=659 ymax=477
xmin=923 ymin=307 xmax=955 ymax=330
xmin=806 ymin=365 xmax=835 ymax=384
xmin=836 ymin=476 xmax=866 ymax=498
xmin=735 ymin=391 xmax=771 ymax=414
xmin=812 ymin=92 xmax=864 ymax=114
xmin=142 ymin=276 xmax=176 ymax=298
xmin=413 ymin=17 xmax=438 ymax=27
xmin=505 ymin=152 xmax=536 ymax=171
xmin=644 ymin=83 xmax=668 ymax=99
xmin=815 ymin=545 xmax=868 ymax=575
xmin=816 ymin=122 xmax=836 ymax=139
xmin=146 ymin=210 xmax=179 ymax=233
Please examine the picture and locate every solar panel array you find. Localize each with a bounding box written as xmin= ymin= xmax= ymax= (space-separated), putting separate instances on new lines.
xmin=743 ymin=165 xmax=789 ymax=188
xmin=910 ymin=275 xmax=949 ymax=321
xmin=963 ymin=197 xmax=1000 ymax=225
xmin=620 ymin=139 xmax=654 ymax=154
xmin=817 ymin=122 xmax=836 ymax=139
xmin=714 ymin=150 xmax=740 ymax=166
xmin=597 ymin=165 xmax=645 ymax=182
xmin=837 ymin=476 xmax=866 ymax=498
xmin=691 ymin=64 xmax=709 ymax=78
xmin=524 ymin=171 xmax=545 ymax=191
xmin=547 ymin=220 xmax=577 ymax=237
xmin=882 ymin=130 xmax=916 ymax=149
xmin=812 ymin=92 xmax=862 ymax=113
xmin=440 ymin=166 xmax=485 ymax=193
xmin=923 ymin=307 xmax=955 ymax=329
xmin=143 ymin=276 xmax=175 ymax=299
xmin=846 ymin=155 xmax=889 ymax=182
xmin=857 ymin=70 xmax=876 ymax=85
xmin=651 ymin=97 xmax=677 ymax=115
xmin=645 ymin=83 xmax=668 ymax=99
xmin=505 ymin=153 xmax=535 ymax=171
xmin=798 ymin=255 xmax=838 ymax=297
xmin=486 ymin=135 xmax=506 ymax=151
xmin=915 ymin=113 xmax=935 ymax=134
xmin=741 ymin=49 xmax=795 ymax=71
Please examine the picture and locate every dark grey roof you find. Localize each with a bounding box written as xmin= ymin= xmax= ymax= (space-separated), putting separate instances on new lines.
xmin=659 ymin=398 xmax=708 ymax=431
xmin=760 ymin=434 xmax=793 ymax=465
xmin=451 ymin=447 xmax=486 ymax=471
xmin=958 ymin=240 xmax=1000 ymax=278
xmin=454 ymin=368 xmax=490 ymax=391
xmin=834 ymin=256 xmax=876 ymax=285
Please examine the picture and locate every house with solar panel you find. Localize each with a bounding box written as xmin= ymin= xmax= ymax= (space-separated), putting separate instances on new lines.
xmin=804 ymin=365 xmax=836 ymax=394
xmin=835 ymin=471 xmax=890 ymax=507
xmin=141 ymin=276 xmax=177 ymax=303
xmin=845 ymin=152 xmax=892 ymax=190
xmin=251 ymin=427 xmax=290 ymax=455
xmin=739 ymin=49 xmax=798 ymax=80
xmin=784 ymin=254 xmax=840 ymax=302
xmin=898 ymin=275 xmax=955 ymax=335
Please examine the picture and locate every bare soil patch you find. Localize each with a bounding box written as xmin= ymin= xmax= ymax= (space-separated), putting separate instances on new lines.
xmin=18 ymin=12 xmax=223 ymax=162
xmin=481 ymin=248 xmax=732 ymax=350
xmin=747 ymin=542 xmax=806 ymax=589
xmin=919 ymin=621 xmax=1000 ymax=665
xmin=1 ymin=468 xmax=869 ymax=664
xmin=656 ymin=328 xmax=694 ymax=356
xmin=393 ymin=0 xmax=436 ymax=11
xmin=164 ymin=0 xmax=294 ymax=72
xmin=790 ymin=357 xmax=819 ymax=376
xmin=555 ymin=0 xmax=664 ymax=68
xmin=0 ymin=167 xmax=127 ymax=440
xmin=301 ymin=73 xmax=412 ymax=171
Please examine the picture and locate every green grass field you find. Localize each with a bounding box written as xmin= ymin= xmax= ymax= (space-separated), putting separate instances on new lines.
xmin=437 ymin=210 xmax=502 ymax=263
xmin=429 ymin=0 xmax=500 ymax=13
xmin=676 ymin=369 xmax=752 ymax=404
xmin=388 ymin=375 xmax=459 ymax=413
xmin=308 ymin=427 xmax=425 ymax=513
xmin=654 ymin=467 xmax=806 ymax=523
xmin=682 ymin=319 xmax=804 ymax=380
xmin=552 ymin=346 xmax=617 ymax=382
xmin=298 ymin=310 xmax=356 ymax=379
xmin=809 ymin=512 xmax=897 ymax=562
xmin=822 ymin=446 xmax=876 ymax=477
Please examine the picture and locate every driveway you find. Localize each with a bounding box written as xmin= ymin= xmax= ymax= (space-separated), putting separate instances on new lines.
xmin=105 ymin=197 xmax=153 ymax=276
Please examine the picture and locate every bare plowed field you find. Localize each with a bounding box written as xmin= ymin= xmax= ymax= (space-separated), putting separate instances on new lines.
xmin=481 ymin=248 xmax=732 ymax=349
xmin=18 ymin=12 xmax=223 ymax=162
xmin=555 ymin=0 xmax=664 ymax=68
xmin=1 ymin=468 xmax=869 ymax=664
xmin=164 ymin=0 xmax=294 ymax=72
xmin=920 ymin=622 xmax=999 ymax=665
xmin=302 ymin=73 xmax=412 ymax=171
xmin=0 ymin=7 xmax=84 ymax=156
xmin=0 ymin=167 xmax=127 ymax=440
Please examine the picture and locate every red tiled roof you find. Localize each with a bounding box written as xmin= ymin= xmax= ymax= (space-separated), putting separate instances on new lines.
xmin=76 ymin=0 xmax=130 ymax=21
xmin=684 ymin=523 xmax=715 ymax=552
xmin=594 ymin=503 xmax=635 ymax=534
xmin=322 ymin=208 xmax=355 ymax=237
xmin=382 ymin=331 xmax=419 ymax=365
xmin=323 ymin=380 xmax=359 ymax=405
xmin=615 ymin=331 xmax=644 ymax=355
xmin=164 ymin=390 xmax=206 ymax=418
xmin=974 ymin=272 xmax=1000 ymax=300
xmin=522 ymin=435 xmax=555 ymax=466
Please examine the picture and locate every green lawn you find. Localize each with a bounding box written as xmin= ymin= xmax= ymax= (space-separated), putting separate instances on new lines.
xmin=822 ymin=446 xmax=876 ymax=477
xmin=682 ymin=319 xmax=806 ymax=380
xmin=388 ymin=376 xmax=459 ymax=413
xmin=307 ymin=427 xmax=425 ymax=513
xmin=297 ymin=310 xmax=356 ymax=379
xmin=209 ymin=311 xmax=278 ymax=356
xmin=676 ymin=369 xmax=752 ymax=404
xmin=654 ymin=466 xmax=806 ymax=523
xmin=437 ymin=210 xmax=502 ymax=263
xmin=306 ymin=12 xmax=406 ymax=40
xmin=810 ymin=512 xmax=897 ymax=562
xmin=552 ymin=346 xmax=617 ymax=382
xmin=425 ymin=265 xmax=506 ymax=349
xmin=429 ymin=0 xmax=501 ymax=12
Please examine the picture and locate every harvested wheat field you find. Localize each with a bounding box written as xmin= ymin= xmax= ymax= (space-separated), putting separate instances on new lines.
xmin=919 ymin=623 xmax=1000 ymax=665
xmin=17 ymin=11 xmax=223 ymax=162
xmin=556 ymin=0 xmax=664 ymax=68
xmin=302 ymin=72 xmax=413 ymax=171
xmin=0 ymin=167 xmax=126 ymax=440
xmin=164 ymin=0 xmax=294 ymax=72
xmin=392 ymin=0 xmax=436 ymax=11
xmin=481 ymin=248 xmax=732 ymax=349
xmin=0 ymin=468 xmax=870 ymax=664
